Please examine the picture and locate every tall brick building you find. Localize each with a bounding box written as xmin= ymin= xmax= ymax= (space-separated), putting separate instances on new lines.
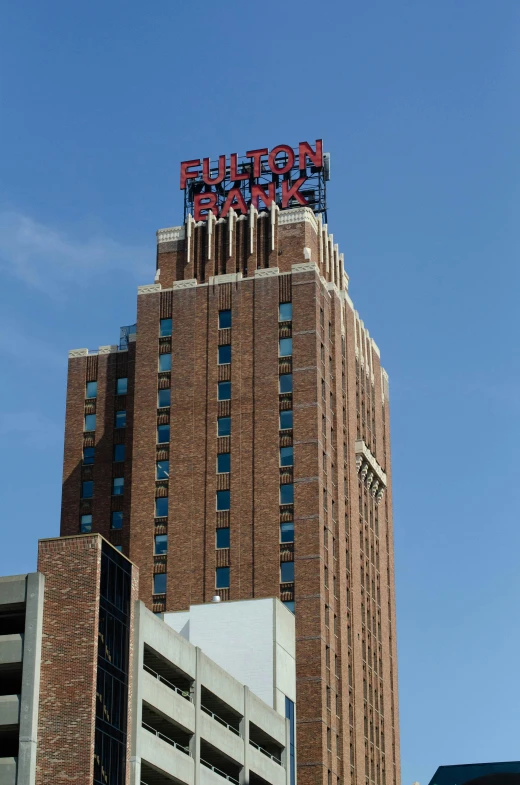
xmin=61 ymin=146 xmax=400 ymax=785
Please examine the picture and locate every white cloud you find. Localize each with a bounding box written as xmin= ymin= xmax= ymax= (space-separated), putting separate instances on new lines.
xmin=0 ymin=210 xmax=150 ymax=294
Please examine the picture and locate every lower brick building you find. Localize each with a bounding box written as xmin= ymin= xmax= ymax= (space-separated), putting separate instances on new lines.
xmin=61 ymin=202 xmax=400 ymax=785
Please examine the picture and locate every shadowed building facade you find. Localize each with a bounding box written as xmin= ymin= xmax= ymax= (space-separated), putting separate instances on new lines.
xmin=61 ymin=203 xmax=400 ymax=785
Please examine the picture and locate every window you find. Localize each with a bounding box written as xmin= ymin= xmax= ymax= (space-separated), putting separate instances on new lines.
xmin=159 ymin=353 xmax=172 ymax=372
xmin=218 ymin=345 xmax=231 ymax=365
xmin=279 ymin=302 xmax=292 ymax=321
xmin=155 ymin=534 xmax=168 ymax=554
xmin=82 ymin=481 xmax=93 ymax=498
xmin=279 ymin=410 xmax=293 ymax=430
xmin=279 ymin=374 xmax=292 ymax=393
xmin=86 ymin=381 xmax=97 ymax=398
xmin=115 ymin=410 xmax=126 ymax=428
xmin=155 ymin=497 xmax=168 ymax=518
xmin=114 ymin=545 xmax=123 ymax=552
xmin=280 ymin=483 xmax=294 ymax=505
xmin=217 ymin=417 xmax=231 ymax=437
xmin=154 ymin=534 xmax=168 ymax=556
xmin=280 ymin=561 xmax=294 ymax=583
xmin=217 ymin=453 xmax=230 ymax=473
xmin=80 ymin=514 xmax=92 ymax=533
xmin=112 ymin=478 xmax=124 ymax=496
xmin=84 ymin=414 xmax=96 ymax=431
xmin=157 ymin=425 xmax=170 ymax=443
xmin=111 ymin=511 xmax=123 ymax=530
xmin=160 ymin=318 xmax=172 ymax=337
xmin=279 ymin=338 xmax=292 ymax=357
xmin=156 ymin=460 xmax=169 ymax=480
xmin=280 ymin=522 xmax=294 ymax=543
xmin=153 ymin=573 xmax=166 ymax=594
xmin=158 ymin=388 xmax=171 ymax=408
xmin=218 ymin=381 xmax=231 ymax=401
xmin=280 ymin=446 xmax=293 ymax=466
xmin=219 ymin=309 xmax=232 ymax=329
xmin=216 ymin=528 xmax=230 ymax=549
xmin=216 ymin=567 xmax=230 ymax=588
xmin=216 ymin=490 xmax=230 ymax=511
xmin=283 ymin=600 xmax=295 ymax=613
xmin=83 ymin=447 xmax=95 ymax=465
xmin=113 ymin=444 xmax=125 ymax=462
xmin=114 ymin=378 xmax=126 ymax=396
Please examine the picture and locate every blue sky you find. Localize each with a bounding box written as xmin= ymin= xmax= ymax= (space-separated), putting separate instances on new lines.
xmin=1 ymin=2 xmax=519 ymax=782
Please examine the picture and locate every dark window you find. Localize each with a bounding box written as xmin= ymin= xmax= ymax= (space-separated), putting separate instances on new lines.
xmin=216 ymin=490 xmax=230 ymax=511
xmin=111 ymin=511 xmax=123 ymax=530
xmin=158 ymin=388 xmax=171 ymax=408
xmin=155 ymin=497 xmax=168 ymax=518
xmin=281 ymin=561 xmax=294 ymax=582
xmin=280 ymin=484 xmax=294 ymax=505
xmin=113 ymin=444 xmax=125 ymax=462
xmin=160 ymin=318 xmax=172 ymax=337
xmin=280 ymin=446 xmax=293 ymax=466
xmin=159 ymin=353 xmax=172 ymax=372
xmin=82 ymin=481 xmax=93 ymax=498
xmin=157 ymin=425 xmax=170 ymax=443
xmin=279 ymin=303 xmax=292 ymax=321
xmin=286 ymin=697 xmax=296 ymax=785
xmin=156 ymin=460 xmax=169 ymax=480
xmin=279 ymin=373 xmax=292 ymax=393
xmin=216 ymin=528 xmax=230 ymax=549
xmin=217 ymin=417 xmax=231 ymax=437
xmin=218 ymin=345 xmax=231 ymax=365
xmin=279 ymin=338 xmax=292 ymax=357
xmin=280 ymin=522 xmax=294 ymax=542
xmin=85 ymin=414 xmax=96 ymax=431
xmin=114 ymin=545 xmax=123 ymax=552
xmin=153 ymin=573 xmax=166 ymax=594
xmin=279 ymin=410 xmax=293 ymax=430
xmin=112 ymin=478 xmax=124 ymax=496
xmin=80 ymin=514 xmax=92 ymax=533
xmin=216 ymin=567 xmax=230 ymax=588
xmin=218 ymin=381 xmax=231 ymax=400
xmin=154 ymin=534 xmax=168 ymax=555
xmin=86 ymin=381 xmax=97 ymax=398
xmin=217 ymin=453 xmax=230 ymax=473
xmin=115 ymin=411 xmax=126 ymax=428
xmin=116 ymin=377 xmax=128 ymax=395
xmin=219 ymin=310 xmax=232 ymax=329
xmin=283 ymin=600 xmax=295 ymax=614
xmin=83 ymin=446 xmax=95 ymax=465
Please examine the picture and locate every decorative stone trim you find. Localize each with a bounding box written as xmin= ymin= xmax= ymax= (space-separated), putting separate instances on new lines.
xmin=254 ymin=267 xmax=279 ymax=278
xmin=98 ymin=345 xmax=118 ymax=355
xmin=291 ymin=261 xmax=319 ymax=275
xmin=68 ymin=348 xmax=89 ymax=358
xmin=208 ymin=272 xmax=243 ymax=285
xmin=172 ymin=279 xmax=197 ymax=290
xmin=278 ymin=207 xmax=318 ymax=232
xmin=355 ymin=439 xmax=387 ymax=503
xmin=156 ymin=226 xmax=185 ymax=243
xmin=138 ymin=284 xmax=161 ymax=295
xmin=381 ymin=369 xmax=390 ymax=403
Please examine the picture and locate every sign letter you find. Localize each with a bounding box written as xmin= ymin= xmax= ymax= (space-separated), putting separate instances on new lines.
xmin=194 ymin=193 xmax=218 ymax=221
xmin=203 ymin=155 xmax=226 ymax=185
xmin=220 ymin=187 xmax=248 ymax=218
xmin=246 ymin=148 xmax=268 ymax=178
xmin=298 ymin=140 xmax=323 ymax=169
xmin=268 ymin=145 xmax=295 ymax=174
xmin=281 ymin=178 xmax=308 ymax=208
xmin=180 ymin=159 xmax=201 ymax=189
xmin=251 ymin=183 xmax=276 ymax=209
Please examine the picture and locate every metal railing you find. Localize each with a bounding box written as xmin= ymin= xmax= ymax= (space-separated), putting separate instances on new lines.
xmin=249 ymin=739 xmax=283 ymax=765
xmin=141 ymin=722 xmax=190 ymax=755
xmin=143 ymin=663 xmax=192 ymax=701
xmin=201 ymin=704 xmax=240 ymax=736
xmin=200 ymin=758 xmax=239 ymax=784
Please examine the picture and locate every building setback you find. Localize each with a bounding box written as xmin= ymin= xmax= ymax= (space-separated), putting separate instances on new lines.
xmin=61 ymin=203 xmax=400 ymax=785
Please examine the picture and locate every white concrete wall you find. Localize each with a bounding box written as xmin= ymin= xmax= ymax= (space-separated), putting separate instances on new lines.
xmin=164 ymin=598 xmax=296 ymax=715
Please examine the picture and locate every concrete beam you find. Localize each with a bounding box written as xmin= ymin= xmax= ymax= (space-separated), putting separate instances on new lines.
xmin=0 ymin=635 xmax=23 ymax=666
xmin=0 ymin=757 xmax=17 ymax=785
xmin=0 ymin=695 xmax=20 ymax=727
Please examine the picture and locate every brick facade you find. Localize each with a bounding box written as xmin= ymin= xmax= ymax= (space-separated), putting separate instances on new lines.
xmin=60 ymin=206 xmax=400 ymax=785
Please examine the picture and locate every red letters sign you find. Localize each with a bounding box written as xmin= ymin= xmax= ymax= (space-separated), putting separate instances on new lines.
xmin=180 ymin=140 xmax=327 ymax=222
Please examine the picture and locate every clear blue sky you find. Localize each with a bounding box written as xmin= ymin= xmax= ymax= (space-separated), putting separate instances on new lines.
xmin=1 ymin=2 xmax=519 ymax=783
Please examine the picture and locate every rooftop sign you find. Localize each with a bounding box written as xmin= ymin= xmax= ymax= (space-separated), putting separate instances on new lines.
xmin=180 ymin=140 xmax=329 ymax=222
